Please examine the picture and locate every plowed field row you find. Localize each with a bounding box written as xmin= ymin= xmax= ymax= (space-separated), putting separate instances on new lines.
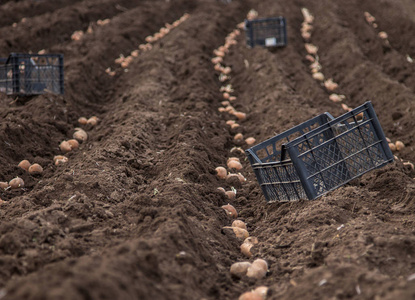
xmin=0 ymin=0 xmax=414 ymax=299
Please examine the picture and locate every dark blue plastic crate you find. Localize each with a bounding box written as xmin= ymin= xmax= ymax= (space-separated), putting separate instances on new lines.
xmin=246 ymin=102 xmax=394 ymax=202
xmin=245 ymin=17 xmax=287 ymax=48
xmin=0 ymin=53 xmax=64 ymax=95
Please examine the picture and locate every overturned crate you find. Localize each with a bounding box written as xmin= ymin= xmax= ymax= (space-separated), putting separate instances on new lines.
xmin=245 ymin=17 xmax=287 ymax=48
xmin=0 ymin=53 xmax=64 ymax=95
xmin=246 ymin=102 xmax=394 ymax=202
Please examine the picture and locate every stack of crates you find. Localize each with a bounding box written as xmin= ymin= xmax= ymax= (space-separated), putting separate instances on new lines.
xmin=246 ymin=102 xmax=394 ymax=202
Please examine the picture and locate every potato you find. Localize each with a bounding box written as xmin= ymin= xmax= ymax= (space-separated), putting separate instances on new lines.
xmin=230 ymin=147 xmax=245 ymax=154
xmin=217 ymin=187 xmax=226 ymax=194
xmin=215 ymin=167 xmax=227 ymax=179
xmin=244 ymin=236 xmax=259 ymax=245
xmin=247 ymin=9 xmax=258 ymax=20
xmin=341 ymin=103 xmax=350 ymax=112
xmin=234 ymin=112 xmax=247 ymax=121
xmin=214 ymin=64 xmax=223 ymax=72
xmin=324 ymin=78 xmax=338 ymax=91
xmin=312 ymin=72 xmax=324 ymax=81
xmin=232 ymin=227 xmax=249 ymax=239
xmin=73 ymin=128 xmax=88 ymax=142
xmin=252 ymin=259 xmax=268 ymax=272
xmin=239 ymin=292 xmax=263 ymax=300
xmin=54 ymin=155 xmax=68 ymax=166
xmin=388 ymin=143 xmax=396 ymax=151
xmin=301 ymin=31 xmax=311 ymax=40
xmin=18 ymin=159 xmax=31 ymax=171
xmin=305 ymin=43 xmax=318 ymax=55
xmin=225 ymin=105 xmax=235 ymax=113
xmin=53 ymin=155 xmax=65 ymax=163
xmin=210 ymin=56 xmax=223 ymax=65
xmin=60 ymin=141 xmax=72 ymax=153
xmin=78 ymin=117 xmax=88 ymax=125
xmin=0 ymin=182 xmax=9 ymax=190
xmin=241 ymin=237 xmax=259 ymax=258
xmin=221 ymin=204 xmax=238 ymax=218
xmin=237 ymin=173 xmax=246 ymax=183
xmin=115 ymin=56 xmax=124 ymax=64
xmin=232 ymin=220 xmax=247 ymax=230
xmin=364 ymin=12 xmax=376 ymax=24
xmin=223 ymin=226 xmax=249 ymax=239
xmin=230 ymin=261 xmax=251 ymax=278
xmin=329 ymin=94 xmax=344 ymax=102
xmin=310 ymin=61 xmax=321 ymax=71
xmin=124 ymin=56 xmax=133 ymax=64
xmin=301 ymin=8 xmax=314 ymax=23
xmin=28 ymin=163 xmax=43 ymax=175
xmin=146 ymin=35 xmax=155 ymax=43
xmin=246 ymin=264 xmax=267 ymax=279
xmin=305 ymin=54 xmax=315 ymax=62
xmin=225 ymin=190 xmax=236 ymax=200
xmin=87 ymin=116 xmax=98 ymax=126
xmin=228 ymin=160 xmax=243 ymax=170
xmin=214 ymin=50 xmax=225 ymax=57
xmin=222 ymin=67 xmax=232 ymax=75
xmin=395 ymin=141 xmax=405 ymax=151
xmin=67 ymin=139 xmax=79 ymax=150
xmin=234 ymin=133 xmax=244 ymax=143
xmin=378 ymin=31 xmax=388 ymax=39
xmin=226 ymin=173 xmax=240 ymax=183
xmin=253 ymin=286 xmax=269 ymax=299
xmin=245 ymin=137 xmax=256 ymax=145
xmin=227 ymin=157 xmax=240 ymax=163
xmin=241 ymin=242 xmax=254 ymax=257
xmin=9 ymin=177 xmax=24 ymax=189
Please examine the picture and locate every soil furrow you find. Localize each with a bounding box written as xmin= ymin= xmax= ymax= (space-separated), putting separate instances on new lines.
xmin=218 ymin=1 xmax=415 ymax=299
xmin=1 ymin=0 xmax=415 ymax=299
xmin=0 ymin=0 xmax=160 ymax=57
xmin=0 ymin=0 xmax=193 ymax=183
xmin=1 ymin=1 xmax=252 ymax=299
xmin=296 ymin=0 xmax=415 ymax=164
xmin=0 ymin=0 xmax=83 ymax=28
xmin=334 ymin=0 xmax=415 ymax=94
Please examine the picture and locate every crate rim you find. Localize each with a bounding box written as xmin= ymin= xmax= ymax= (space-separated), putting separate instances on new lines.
xmin=246 ymin=101 xmax=378 ymax=164
xmin=245 ymin=112 xmax=334 ymax=164
xmin=245 ymin=16 xmax=286 ymax=24
xmin=285 ymin=102 xmax=373 ymax=149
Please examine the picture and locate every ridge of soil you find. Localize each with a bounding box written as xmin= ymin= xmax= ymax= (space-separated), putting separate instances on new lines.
xmin=0 ymin=0 xmax=414 ymax=299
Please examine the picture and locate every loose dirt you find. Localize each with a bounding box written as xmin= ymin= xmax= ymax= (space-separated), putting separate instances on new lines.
xmin=0 ymin=0 xmax=414 ymax=299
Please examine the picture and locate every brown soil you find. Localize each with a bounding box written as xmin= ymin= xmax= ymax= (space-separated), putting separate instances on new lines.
xmin=0 ymin=0 xmax=414 ymax=299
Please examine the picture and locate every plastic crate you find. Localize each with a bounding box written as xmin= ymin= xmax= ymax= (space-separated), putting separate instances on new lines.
xmin=246 ymin=102 xmax=394 ymax=202
xmin=245 ymin=17 xmax=287 ymax=48
xmin=0 ymin=53 xmax=64 ymax=95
